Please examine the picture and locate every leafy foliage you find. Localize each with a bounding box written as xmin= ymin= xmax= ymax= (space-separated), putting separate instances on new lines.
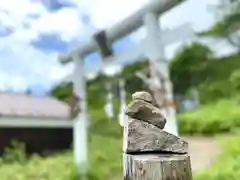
xmin=178 ymin=98 xmax=240 ymax=135
xmin=197 ymin=61 xmax=240 ymax=104
xmin=170 ymin=42 xmax=214 ymax=95
xmin=229 ymin=68 xmax=240 ymax=91
xmin=169 ymin=41 xmax=240 ymax=103
xmin=0 ymin=109 xmax=122 ymax=180
xmin=51 ymin=61 xmax=148 ymax=108
xmin=51 ymin=83 xmax=73 ymax=104
xmin=2 ymin=140 xmax=27 ymax=164
xmin=198 ymin=80 xmax=233 ymax=104
xmin=0 ymin=128 xmax=239 ymax=179
xmin=200 ymin=0 xmax=240 ymax=51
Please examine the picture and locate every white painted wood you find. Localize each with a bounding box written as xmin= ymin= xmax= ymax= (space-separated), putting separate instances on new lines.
xmin=160 ymin=23 xmax=195 ymax=46
xmin=0 ymin=117 xmax=72 ymax=128
xmin=72 ymin=54 xmax=89 ymax=175
xmin=95 ymin=23 xmax=194 ymax=70
xmin=104 ymin=83 xmax=114 ymax=118
xmin=118 ymin=79 xmax=127 ymax=126
xmin=61 ymin=22 xmax=193 ymax=138
xmin=61 ymin=23 xmax=194 ymax=82
xmin=143 ymin=13 xmax=178 ymax=136
xmin=59 ymin=0 xmax=184 ymax=63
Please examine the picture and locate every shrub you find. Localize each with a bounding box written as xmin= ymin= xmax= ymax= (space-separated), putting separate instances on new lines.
xmin=0 ymin=134 xmax=239 ymax=180
xmin=0 ymin=103 xmax=239 ymax=180
xmin=0 ymin=134 xmax=122 ymax=180
xmin=2 ymin=140 xmax=27 ymax=164
xmin=198 ymin=81 xmax=234 ymax=104
xmin=197 ymin=68 xmax=240 ymax=104
xmin=178 ymin=99 xmax=240 ymax=135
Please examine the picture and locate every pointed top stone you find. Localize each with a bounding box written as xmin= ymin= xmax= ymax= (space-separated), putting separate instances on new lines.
xmin=132 ymin=91 xmax=153 ymax=103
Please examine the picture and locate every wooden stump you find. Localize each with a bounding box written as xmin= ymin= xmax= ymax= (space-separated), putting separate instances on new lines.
xmin=124 ymin=154 xmax=192 ymax=180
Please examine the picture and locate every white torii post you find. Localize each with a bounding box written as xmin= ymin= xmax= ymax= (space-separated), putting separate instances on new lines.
xmin=118 ymin=79 xmax=127 ymax=126
xmin=104 ymin=83 xmax=114 ymax=119
xmin=143 ymin=13 xmax=178 ymax=136
xmin=72 ymin=54 xmax=88 ymax=176
xmin=103 ymin=22 xmax=194 ymax=136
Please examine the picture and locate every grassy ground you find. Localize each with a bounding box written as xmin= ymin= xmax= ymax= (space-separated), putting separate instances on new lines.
xmin=0 ymin=133 xmax=122 ymax=180
xmin=0 ymin=121 xmax=239 ymax=180
xmin=0 ymin=101 xmax=239 ymax=180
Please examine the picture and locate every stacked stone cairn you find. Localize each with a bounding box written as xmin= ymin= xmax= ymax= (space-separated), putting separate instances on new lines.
xmin=123 ymin=91 xmax=188 ymax=154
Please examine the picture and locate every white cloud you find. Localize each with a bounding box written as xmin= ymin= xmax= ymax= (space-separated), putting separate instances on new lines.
xmin=7 ymin=76 xmax=28 ymax=92
xmin=0 ymin=0 xmax=46 ymax=29
xmin=0 ymin=0 xmax=236 ymax=93
xmin=84 ymin=0 xmax=149 ymax=29
xmin=102 ymin=64 xmax=123 ymax=76
xmin=0 ymin=0 xmax=45 ymax=17
xmin=0 ymin=36 xmax=70 ymax=88
xmin=31 ymin=7 xmax=86 ymax=41
xmin=0 ymin=73 xmax=9 ymax=91
xmin=11 ymin=27 xmax=38 ymax=41
xmin=0 ymin=72 xmax=28 ymax=92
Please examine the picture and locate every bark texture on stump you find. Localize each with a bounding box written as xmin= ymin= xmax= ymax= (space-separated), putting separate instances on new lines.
xmin=123 ymin=91 xmax=192 ymax=180
xmin=124 ymin=154 xmax=192 ymax=180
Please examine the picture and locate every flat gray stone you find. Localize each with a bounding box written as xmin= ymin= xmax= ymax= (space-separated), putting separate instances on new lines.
xmin=125 ymin=99 xmax=166 ymax=129
xmin=125 ymin=118 xmax=188 ymax=154
xmin=132 ymin=91 xmax=153 ymax=103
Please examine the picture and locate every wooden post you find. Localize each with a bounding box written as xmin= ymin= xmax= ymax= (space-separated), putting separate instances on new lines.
xmin=119 ymin=79 xmax=127 ymax=126
xmin=124 ymin=154 xmax=192 ymax=180
xmin=72 ymin=53 xmax=89 ymax=178
xmin=143 ymin=12 xmax=179 ymax=136
xmin=123 ymin=91 xmax=192 ymax=180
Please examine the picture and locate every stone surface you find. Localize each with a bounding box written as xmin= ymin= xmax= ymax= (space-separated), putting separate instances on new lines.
xmin=125 ymin=99 xmax=166 ymax=129
xmin=125 ymin=118 xmax=188 ymax=154
xmin=132 ymin=91 xmax=153 ymax=103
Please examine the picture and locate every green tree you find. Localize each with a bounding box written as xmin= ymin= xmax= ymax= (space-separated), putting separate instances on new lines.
xmin=170 ymin=42 xmax=214 ymax=95
xmin=50 ymin=61 xmax=147 ymax=107
xmin=200 ymin=0 xmax=240 ymax=52
xmin=51 ymin=82 xmax=73 ymax=104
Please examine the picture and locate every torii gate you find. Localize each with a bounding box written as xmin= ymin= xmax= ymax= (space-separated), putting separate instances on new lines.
xmin=58 ymin=0 xmax=194 ymax=175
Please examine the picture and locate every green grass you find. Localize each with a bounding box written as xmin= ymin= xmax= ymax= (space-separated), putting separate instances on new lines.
xmin=0 ymin=109 xmax=123 ymax=180
xmin=0 ymin=105 xmax=239 ymax=180
xmin=0 ymin=133 xmax=122 ymax=180
xmin=195 ymin=137 xmax=240 ymax=180
xmin=0 ymin=132 xmax=239 ymax=180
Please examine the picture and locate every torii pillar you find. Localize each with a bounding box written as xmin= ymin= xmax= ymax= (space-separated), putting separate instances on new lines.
xmin=144 ymin=13 xmax=178 ymax=136
xmin=72 ymin=53 xmax=89 ymax=176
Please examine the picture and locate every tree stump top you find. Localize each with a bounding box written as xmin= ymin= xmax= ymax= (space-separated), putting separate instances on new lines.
xmin=126 ymin=153 xmax=190 ymax=162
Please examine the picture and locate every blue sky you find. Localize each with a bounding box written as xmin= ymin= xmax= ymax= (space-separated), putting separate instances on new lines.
xmin=0 ymin=0 xmax=237 ymax=94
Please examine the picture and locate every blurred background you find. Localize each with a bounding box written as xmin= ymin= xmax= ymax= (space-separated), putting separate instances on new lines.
xmin=0 ymin=0 xmax=239 ymax=179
